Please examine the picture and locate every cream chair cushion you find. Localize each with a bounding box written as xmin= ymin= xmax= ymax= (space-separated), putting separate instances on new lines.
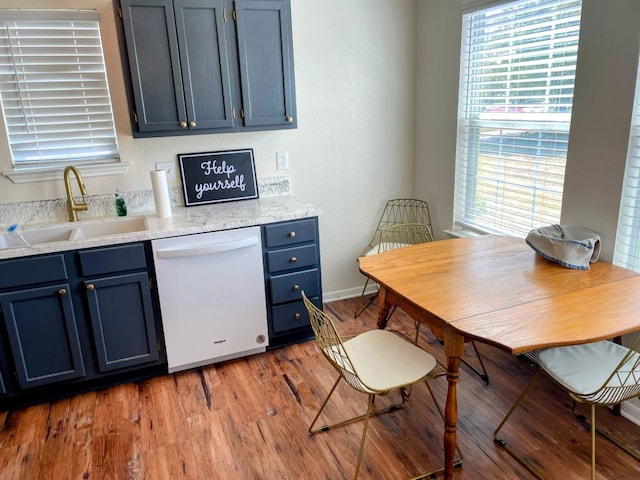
xmin=538 ymin=340 xmax=638 ymax=394
xmin=340 ymin=329 xmax=437 ymax=392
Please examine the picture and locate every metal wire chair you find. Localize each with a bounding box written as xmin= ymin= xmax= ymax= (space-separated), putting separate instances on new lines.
xmin=354 ymin=201 xmax=490 ymax=383
xmin=494 ymin=336 xmax=640 ymax=479
xmin=302 ymin=292 xmax=462 ymax=480
xmin=355 ymin=199 xmax=434 ymax=318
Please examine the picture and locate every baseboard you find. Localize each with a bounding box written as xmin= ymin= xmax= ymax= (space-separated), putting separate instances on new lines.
xmin=322 ymin=285 xmax=377 ymax=303
xmin=622 ymin=399 xmax=640 ymax=426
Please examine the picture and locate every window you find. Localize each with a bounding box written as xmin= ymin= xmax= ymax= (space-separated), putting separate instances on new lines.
xmin=0 ymin=10 xmax=118 ymax=176
xmin=453 ymin=0 xmax=582 ymax=237
xmin=613 ymin=56 xmax=640 ymax=272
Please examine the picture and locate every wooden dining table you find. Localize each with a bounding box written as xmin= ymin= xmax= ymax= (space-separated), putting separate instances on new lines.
xmin=357 ymin=234 xmax=640 ymax=479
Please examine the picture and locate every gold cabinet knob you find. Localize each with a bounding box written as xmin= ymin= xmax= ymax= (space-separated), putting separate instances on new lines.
xmin=189 ymin=121 xmax=196 ymax=128
xmin=58 ymin=288 xmax=67 ymax=296
xmin=293 ymin=284 xmax=300 ymax=291
xmin=289 ymin=231 xmax=296 ymax=238
xmin=290 ymin=257 xmax=297 ymax=263
xmin=286 ymin=116 xmax=293 ymax=123
xmin=294 ymin=313 xmax=301 ymax=320
xmin=87 ymin=284 xmax=95 ymax=291
xmin=179 ymin=121 xmax=187 ymax=128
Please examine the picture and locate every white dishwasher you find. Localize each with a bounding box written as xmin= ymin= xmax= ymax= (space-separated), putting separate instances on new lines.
xmin=152 ymin=227 xmax=268 ymax=373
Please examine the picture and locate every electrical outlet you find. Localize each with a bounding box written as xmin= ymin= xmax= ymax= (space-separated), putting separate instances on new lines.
xmin=276 ymin=151 xmax=289 ymax=170
xmin=155 ymin=161 xmax=176 ymax=180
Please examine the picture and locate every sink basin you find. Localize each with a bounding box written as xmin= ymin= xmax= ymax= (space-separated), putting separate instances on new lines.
xmin=0 ymin=217 xmax=148 ymax=250
xmin=0 ymin=225 xmax=74 ymax=249
xmin=70 ymin=217 xmax=148 ymax=240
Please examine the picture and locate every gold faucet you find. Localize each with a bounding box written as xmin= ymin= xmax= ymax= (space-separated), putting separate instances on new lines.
xmin=64 ymin=165 xmax=88 ymax=222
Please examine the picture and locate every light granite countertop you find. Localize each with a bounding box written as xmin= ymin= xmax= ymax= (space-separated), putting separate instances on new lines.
xmin=0 ymin=195 xmax=321 ymax=260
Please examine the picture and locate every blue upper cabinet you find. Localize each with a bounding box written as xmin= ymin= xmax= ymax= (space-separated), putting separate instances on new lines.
xmin=118 ymin=0 xmax=296 ymax=137
xmin=235 ymin=0 xmax=296 ymax=129
xmin=175 ymin=0 xmax=235 ymax=131
xmin=119 ymin=0 xmax=188 ymax=134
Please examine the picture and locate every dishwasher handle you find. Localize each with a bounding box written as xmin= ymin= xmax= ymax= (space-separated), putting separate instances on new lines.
xmin=155 ymin=237 xmax=259 ymax=259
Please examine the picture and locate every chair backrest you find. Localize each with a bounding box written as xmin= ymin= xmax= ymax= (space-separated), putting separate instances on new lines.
xmin=376 ymin=199 xmax=432 ymax=231
xmin=373 ymin=222 xmax=434 ymax=254
xmin=302 ymin=292 xmax=370 ymax=393
xmin=362 ymin=199 xmax=434 ymax=256
xmin=595 ymin=335 xmax=640 ymax=405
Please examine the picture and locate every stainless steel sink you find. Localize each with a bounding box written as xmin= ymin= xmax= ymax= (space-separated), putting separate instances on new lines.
xmin=0 ymin=217 xmax=148 ymax=250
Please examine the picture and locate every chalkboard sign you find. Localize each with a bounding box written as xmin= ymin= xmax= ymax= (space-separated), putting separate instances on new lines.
xmin=178 ymin=149 xmax=259 ymax=206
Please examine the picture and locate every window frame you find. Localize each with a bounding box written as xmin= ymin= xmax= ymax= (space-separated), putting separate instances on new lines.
xmin=453 ymin=0 xmax=583 ymax=237
xmin=0 ymin=9 xmax=127 ymax=184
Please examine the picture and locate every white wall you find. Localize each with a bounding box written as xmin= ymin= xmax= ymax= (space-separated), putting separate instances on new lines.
xmin=561 ymin=0 xmax=640 ymax=262
xmin=0 ymin=0 xmax=419 ymax=299
xmin=414 ymin=1 xmax=461 ymax=237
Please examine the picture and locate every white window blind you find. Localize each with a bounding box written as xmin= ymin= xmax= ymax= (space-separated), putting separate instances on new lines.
xmin=613 ymin=57 xmax=640 ymax=272
xmin=454 ymin=0 xmax=582 ymax=237
xmin=0 ymin=10 xmax=118 ymax=168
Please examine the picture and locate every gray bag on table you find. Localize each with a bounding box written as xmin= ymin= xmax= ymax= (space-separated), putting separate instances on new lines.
xmin=525 ymin=224 xmax=601 ymax=270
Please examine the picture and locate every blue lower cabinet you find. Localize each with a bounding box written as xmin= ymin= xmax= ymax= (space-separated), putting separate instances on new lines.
xmin=0 ymin=284 xmax=86 ymax=389
xmin=84 ymin=272 xmax=159 ymax=372
xmin=262 ymin=217 xmax=323 ymax=348
xmin=0 ymin=242 xmax=165 ymax=408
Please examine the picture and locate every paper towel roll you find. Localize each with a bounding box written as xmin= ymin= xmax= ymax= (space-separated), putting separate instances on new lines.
xmin=151 ymin=169 xmax=172 ymax=218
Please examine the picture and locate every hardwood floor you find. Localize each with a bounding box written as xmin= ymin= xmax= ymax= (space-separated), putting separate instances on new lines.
xmin=1 ymin=297 xmax=639 ymax=479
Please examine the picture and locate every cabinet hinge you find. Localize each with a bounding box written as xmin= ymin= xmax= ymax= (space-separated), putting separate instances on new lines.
xmin=148 ymin=277 xmax=153 ymax=290
xmin=117 ymin=5 xmax=123 ymax=19
xmin=157 ymin=340 xmax=162 ymax=353
xmin=132 ymin=111 xmax=138 ymax=124
xmin=240 ymin=108 xmax=245 ymax=119
xmin=232 ymin=9 xmax=237 ymax=22
xmin=232 ymin=107 xmax=236 ymax=119
xmin=223 ymin=8 xmax=227 ymax=22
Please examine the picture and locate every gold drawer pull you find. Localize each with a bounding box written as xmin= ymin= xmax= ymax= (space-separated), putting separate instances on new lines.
xmin=58 ymin=288 xmax=67 ymax=296
xmin=293 ymin=284 xmax=300 ymax=291
xmin=87 ymin=284 xmax=95 ymax=291
xmin=179 ymin=121 xmax=187 ymax=128
xmin=286 ymin=116 xmax=293 ymax=123
xmin=294 ymin=313 xmax=301 ymax=320
xmin=291 ymin=257 xmax=297 ymax=263
xmin=189 ymin=121 xmax=196 ymax=128
xmin=289 ymin=231 xmax=296 ymax=238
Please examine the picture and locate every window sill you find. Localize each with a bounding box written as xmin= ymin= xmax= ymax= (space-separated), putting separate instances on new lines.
xmin=3 ymin=162 xmax=131 ymax=184
xmin=444 ymin=228 xmax=485 ymax=238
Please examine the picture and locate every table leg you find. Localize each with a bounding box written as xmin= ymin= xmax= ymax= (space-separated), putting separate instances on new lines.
xmin=375 ymin=287 xmax=392 ymax=329
xmin=443 ymin=326 xmax=464 ymax=479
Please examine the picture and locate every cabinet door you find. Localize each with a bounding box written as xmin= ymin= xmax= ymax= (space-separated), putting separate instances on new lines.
xmin=174 ymin=0 xmax=235 ymax=130
xmin=84 ymin=273 xmax=159 ymax=372
xmin=120 ymin=0 xmax=188 ymax=133
xmin=0 ymin=285 xmax=85 ymax=389
xmin=235 ymin=0 xmax=296 ymax=128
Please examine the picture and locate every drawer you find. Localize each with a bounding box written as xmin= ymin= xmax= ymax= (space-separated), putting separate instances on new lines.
xmin=78 ymin=243 xmax=147 ymax=276
xmin=263 ymin=218 xmax=317 ymax=248
xmin=271 ymin=296 xmax=321 ymax=334
xmin=266 ymin=244 xmax=318 ymax=273
xmin=0 ymin=254 xmax=67 ymax=289
xmin=270 ymin=269 xmax=320 ymax=304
